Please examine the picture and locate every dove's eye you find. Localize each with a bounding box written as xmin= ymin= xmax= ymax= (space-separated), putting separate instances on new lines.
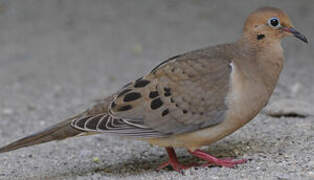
xmin=268 ymin=17 xmax=280 ymax=28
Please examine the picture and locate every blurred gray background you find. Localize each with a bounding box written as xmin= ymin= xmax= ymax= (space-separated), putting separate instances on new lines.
xmin=0 ymin=0 xmax=313 ymax=179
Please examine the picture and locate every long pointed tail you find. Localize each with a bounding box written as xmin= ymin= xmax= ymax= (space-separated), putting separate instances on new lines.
xmin=0 ymin=116 xmax=82 ymax=153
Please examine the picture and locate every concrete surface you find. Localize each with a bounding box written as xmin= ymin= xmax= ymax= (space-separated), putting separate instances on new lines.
xmin=0 ymin=0 xmax=313 ymax=179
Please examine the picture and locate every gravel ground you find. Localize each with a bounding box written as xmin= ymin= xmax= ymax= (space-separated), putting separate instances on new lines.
xmin=0 ymin=0 xmax=313 ymax=179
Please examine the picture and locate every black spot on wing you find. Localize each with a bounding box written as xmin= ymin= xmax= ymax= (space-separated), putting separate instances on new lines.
xmin=151 ymin=55 xmax=180 ymax=73
xmin=257 ymin=34 xmax=265 ymax=40
xmin=162 ymin=109 xmax=169 ymax=116
xmin=134 ymin=79 xmax=150 ymax=88
xmin=163 ymin=87 xmax=171 ymax=97
xmin=151 ymin=98 xmax=163 ymax=110
xmin=123 ymin=92 xmax=142 ymax=102
xmin=149 ymin=91 xmax=159 ymax=99
xmin=117 ymin=105 xmax=132 ymax=111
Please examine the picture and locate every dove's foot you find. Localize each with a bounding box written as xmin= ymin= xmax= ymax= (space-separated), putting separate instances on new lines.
xmin=157 ymin=147 xmax=197 ymax=172
xmin=188 ymin=149 xmax=247 ymax=168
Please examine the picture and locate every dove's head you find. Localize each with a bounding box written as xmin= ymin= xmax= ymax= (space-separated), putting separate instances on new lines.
xmin=243 ymin=7 xmax=308 ymax=44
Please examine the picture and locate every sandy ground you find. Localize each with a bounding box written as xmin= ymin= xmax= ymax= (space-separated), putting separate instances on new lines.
xmin=0 ymin=0 xmax=313 ymax=179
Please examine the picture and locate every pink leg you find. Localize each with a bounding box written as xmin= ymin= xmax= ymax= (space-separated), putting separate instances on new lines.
xmin=157 ymin=147 xmax=197 ymax=172
xmin=188 ymin=149 xmax=247 ymax=168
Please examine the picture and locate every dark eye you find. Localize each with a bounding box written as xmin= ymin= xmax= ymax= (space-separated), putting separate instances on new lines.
xmin=268 ymin=17 xmax=280 ymax=28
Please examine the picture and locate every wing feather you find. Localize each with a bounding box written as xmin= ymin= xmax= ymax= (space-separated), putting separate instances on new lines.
xmin=71 ymin=47 xmax=232 ymax=138
xmin=109 ymin=48 xmax=232 ymax=136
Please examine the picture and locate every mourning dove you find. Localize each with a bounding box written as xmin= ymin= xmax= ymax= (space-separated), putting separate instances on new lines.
xmin=0 ymin=7 xmax=308 ymax=172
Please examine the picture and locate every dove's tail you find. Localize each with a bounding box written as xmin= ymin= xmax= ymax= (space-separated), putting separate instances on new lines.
xmin=0 ymin=116 xmax=83 ymax=153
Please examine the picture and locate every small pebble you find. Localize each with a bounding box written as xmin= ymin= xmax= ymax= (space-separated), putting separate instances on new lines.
xmin=131 ymin=44 xmax=143 ymax=55
xmin=2 ymin=108 xmax=13 ymax=115
xmin=92 ymin=157 xmax=100 ymax=163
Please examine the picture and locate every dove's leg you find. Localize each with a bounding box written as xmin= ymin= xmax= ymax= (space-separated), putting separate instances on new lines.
xmin=157 ymin=147 xmax=196 ymax=172
xmin=188 ymin=149 xmax=247 ymax=168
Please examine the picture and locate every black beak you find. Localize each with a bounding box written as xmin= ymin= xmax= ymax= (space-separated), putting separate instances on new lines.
xmin=282 ymin=27 xmax=308 ymax=43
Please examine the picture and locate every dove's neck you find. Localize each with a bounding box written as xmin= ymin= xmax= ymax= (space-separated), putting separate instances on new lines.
xmin=255 ymin=40 xmax=284 ymax=96
xmin=236 ymin=37 xmax=284 ymax=97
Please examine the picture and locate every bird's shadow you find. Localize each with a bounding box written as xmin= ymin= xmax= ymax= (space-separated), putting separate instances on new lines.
xmin=29 ymin=137 xmax=276 ymax=179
